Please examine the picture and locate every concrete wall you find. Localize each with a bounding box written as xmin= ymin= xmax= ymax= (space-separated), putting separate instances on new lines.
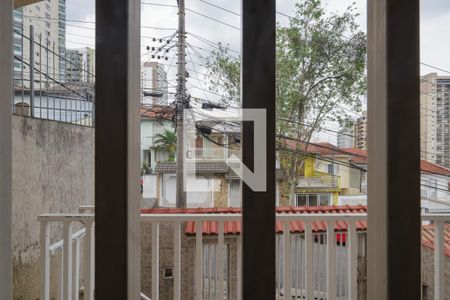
xmin=12 ymin=115 xmax=94 ymax=300
xmin=422 ymin=246 xmax=450 ymax=300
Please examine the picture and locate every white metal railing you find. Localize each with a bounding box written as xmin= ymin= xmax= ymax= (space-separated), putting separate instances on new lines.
xmin=297 ymin=176 xmax=339 ymax=189
xmin=38 ymin=212 xmax=450 ymax=300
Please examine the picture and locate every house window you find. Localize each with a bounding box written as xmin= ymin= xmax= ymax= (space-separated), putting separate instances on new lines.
xmin=328 ymin=163 xmax=339 ymax=175
xmin=295 ymin=193 xmax=331 ymax=206
xmin=228 ymin=180 xmax=241 ymax=207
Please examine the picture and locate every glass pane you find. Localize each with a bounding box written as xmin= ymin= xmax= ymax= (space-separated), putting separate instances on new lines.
xmin=296 ymin=194 xmax=307 ymax=206
xmin=309 ymin=194 xmax=318 ymax=206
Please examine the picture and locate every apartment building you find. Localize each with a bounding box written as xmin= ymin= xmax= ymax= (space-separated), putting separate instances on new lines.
xmin=337 ymin=126 xmax=355 ymax=148
xmin=142 ymin=62 xmax=168 ymax=105
xmin=355 ymin=111 xmax=368 ymax=150
xmin=65 ymin=49 xmax=82 ymax=83
xmin=421 ymin=73 xmax=437 ymax=163
xmin=13 ymin=0 xmax=66 ymax=88
xmin=421 ymin=73 xmax=450 ymax=168
xmin=66 ymin=47 xmax=95 ymax=83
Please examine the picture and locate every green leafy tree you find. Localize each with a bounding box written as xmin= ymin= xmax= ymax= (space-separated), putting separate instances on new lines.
xmin=152 ymin=130 xmax=177 ymax=162
xmin=205 ymin=0 xmax=366 ymax=203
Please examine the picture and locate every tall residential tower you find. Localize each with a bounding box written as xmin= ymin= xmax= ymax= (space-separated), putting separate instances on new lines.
xmin=421 ymin=73 xmax=450 ymax=168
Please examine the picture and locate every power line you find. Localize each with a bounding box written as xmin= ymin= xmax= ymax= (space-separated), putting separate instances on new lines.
xmin=421 ymin=62 xmax=450 ymax=75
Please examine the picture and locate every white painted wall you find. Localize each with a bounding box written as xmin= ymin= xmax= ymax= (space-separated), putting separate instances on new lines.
xmin=143 ymin=174 xmax=157 ymax=199
xmin=160 ymin=174 xmax=214 ymax=208
xmin=140 ymin=118 xmax=172 ymax=171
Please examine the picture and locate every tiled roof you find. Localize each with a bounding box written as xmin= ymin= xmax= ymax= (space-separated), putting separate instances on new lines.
xmin=142 ymin=205 xmax=450 ymax=256
xmin=155 ymin=161 xmax=229 ymax=173
xmin=342 ymin=147 xmax=450 ymax=176
xmin=142 ymin=205 xmax=368 ymax=235
xmin=420 ymin=160 xmax=450 ymax=176
xmin=140 ymin=106 xmax=173 ymax=120
xmin=342 ymin=148 xmax=368 ymax=164
xmin=284 ymin=140 xmax=346 ymax=156
xmin=422 ymin=224 xmax=450 ymax=257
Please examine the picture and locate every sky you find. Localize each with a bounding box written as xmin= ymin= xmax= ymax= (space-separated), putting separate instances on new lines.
xmin=65 ymin=0 xmax=450 ymax=143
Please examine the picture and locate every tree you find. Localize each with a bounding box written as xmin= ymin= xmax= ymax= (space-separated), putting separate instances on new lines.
xmin=205 ymin=0 xmax=366 ymax=203
xmin=152 ymin=130 xmax=177 ymax=162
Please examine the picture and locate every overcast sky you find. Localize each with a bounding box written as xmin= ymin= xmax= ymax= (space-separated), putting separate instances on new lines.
xmin=65 ymin=0 xmax=450 ymax=143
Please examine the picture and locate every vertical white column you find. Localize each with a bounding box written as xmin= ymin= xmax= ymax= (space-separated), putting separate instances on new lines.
xmin=63 ymin=221 xmax=74 ymax=300
xmin=57 ymin=250 xmax=64 ymax=300
xmin=237 ymin=235 xmax=242 ymax=300
xmin=347 ymin=221 xmax=358 ymax=299
xmin=40 ymin=221 xmax=51 ymax=300
xmin=275 ymin=234 xmax=279 ymax=298
xmin=434 ymin=221 xmax=445 ymax=300
xmin=326 ymin=221 xmax=337 ymax=300
xmin=72 ymin=239 xmax=80 ymax=300
xmin=216 ymin=221 xmax=225 ymax=300
xmin=83 ymin=221 xmax=95 ymax=300
xmin=195 ymin=221 xmax=203 ymax=300
xmin=283 ymin=221 xmax=292 ymax=299
xmin=152 ymin=222 xmax=160 ymax=300
xmin=305 ymin=222 xmax=313 ymax=300
xmin=173 ymin=222 xmax=181 ymax=300
xmin=0 ymin=0 xmax=12 ymax=298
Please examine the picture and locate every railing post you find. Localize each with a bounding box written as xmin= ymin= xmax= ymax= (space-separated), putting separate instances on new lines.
xmin=216 ymin=221 xmax=225 ymax=300
xmin=83 ymin=221 xmax=95 ymax=300
xmin=152 ymin=222 xmax=160 ymax=300
xmin=283 ymin=221 xmax=292 ymax=299
xmin=326 ymin=221 xmax=336 ymax=300
xmin=237 ymin=235 xmax=242 ymax=300
xmin=40 ymin=220 xmax=51 ymax=300
xmin=305 ymin=221 xmax=313 ymax=300
xmin=63 ymin=221 xmax=74 ymax=300
xmin=434 ymin=221 xmax=445 ymax=300
xmin=57 ymin=250 xmax=64 ymax=300
xmin=173 ymin=222 xmax=181 ymax=300
xmin=195 ymin=221 xmax=203 ymax=300
xmin=347 ymin=221 xmax=358 ymax=299
xmin=72 ymin=239 xmax=80 ymax=300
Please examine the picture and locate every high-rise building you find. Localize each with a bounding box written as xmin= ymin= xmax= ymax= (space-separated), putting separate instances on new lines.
xmin=421 ymin=73 xmax=450 ymax=168
xmin=66 ymin=49 xmax=83 ymax=83
xmin=355 ymin=111 xmax=368 ymax=150
xmin=142 ymin=62 xmax=168 ymax=105
xmin=66 ymin=47 xmax=95 ymax=83
xmin=337 ymin=126 xmax=355 ymax=148
xmin=13 ymin=0 xmax=66 ymax=88
xmin=420 ymin=73 xmax=437 ymax=163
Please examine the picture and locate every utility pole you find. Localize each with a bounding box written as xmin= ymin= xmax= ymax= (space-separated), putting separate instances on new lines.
xmin=175 ymin=0 xmax=187 ymax=208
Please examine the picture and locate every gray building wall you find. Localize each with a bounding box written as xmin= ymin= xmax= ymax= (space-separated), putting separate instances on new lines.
xmin=12 ymin=115 xmax=94 ymax=300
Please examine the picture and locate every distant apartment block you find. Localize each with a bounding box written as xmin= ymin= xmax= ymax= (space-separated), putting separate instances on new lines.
xmin=337 ymin=126 xmax=355 ymax=148
xmin=13 ymin=0 xmax=66 ymax=88
xmin=142 ymin=62 xmax=168 ymax=105
xmin=421 ymin=73 xmax=450 ymax=168
xmin=66 ymin=47 xmax=95 ymax=83
xmin=355 ymin=111 xmax=368 ymax=150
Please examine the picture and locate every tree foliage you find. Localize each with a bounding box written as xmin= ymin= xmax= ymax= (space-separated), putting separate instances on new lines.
xmin=205 ymin=0 xmax=366 ymax=203
xmin=152 ymin=130 xmax=177 ymax=162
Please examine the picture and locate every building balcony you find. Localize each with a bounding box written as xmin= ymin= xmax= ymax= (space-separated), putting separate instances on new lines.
xmin=297 ymin=176 xmax=339 ymax=190
xmin=186 ymin=147 xmax=228 ymax=160
xmin=38 ymin=206 xmax=450 ymax=299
